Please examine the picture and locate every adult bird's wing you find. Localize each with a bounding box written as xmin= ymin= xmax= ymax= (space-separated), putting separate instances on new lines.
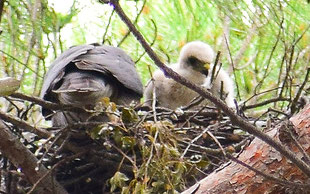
xmin=73 ymin=45 xmax=143 ymax=97
xmin=40 ymin=44 xmax=95 ymax=102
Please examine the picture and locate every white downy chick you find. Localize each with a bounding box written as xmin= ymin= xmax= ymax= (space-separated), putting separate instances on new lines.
xmin=144 ymin=41 xmax=235 ymax=109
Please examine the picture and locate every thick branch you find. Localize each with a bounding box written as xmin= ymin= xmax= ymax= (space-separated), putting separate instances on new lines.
xmin=0 ymin=109 xmax=51 ymax=138
xmin=182 ymin=104 xmax=310 ymax=193
xmin=0 ymin=120 xmax=68 ymax=194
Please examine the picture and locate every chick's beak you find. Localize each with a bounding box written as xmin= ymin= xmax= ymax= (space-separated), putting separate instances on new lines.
xmin=201 ymin=63 xmax=210 ymax=76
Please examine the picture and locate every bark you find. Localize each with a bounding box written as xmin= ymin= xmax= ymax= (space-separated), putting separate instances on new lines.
xmin=0 ymin=120 xmax=68 ymax=194
xmin=182 ymin=104 xmax=310 ymax=194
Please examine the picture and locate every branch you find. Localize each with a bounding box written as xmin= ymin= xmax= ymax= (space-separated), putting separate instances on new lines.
xmin=0 ymin=109 xmax=51 ymax=138
xmin=9 ymin=92 xmax=85 ymax=113
xmin=102 ymin=9 xmax=114 ymax=44
xmin=241 ymin=97 xmax=291 ymax=111
xmin=117 ymin=0 xmax=147 ymax=46
xmin=27 ymin=151 xmax=85 ymax=194
xmin=290 ymin=67 xmax=310 ymax=114
xmin=227 ymin=154 xmax=310 ymax=189
xmin=0 ymin=120 xmax=68 ymax=194
xmin=182 ymin=105 xmax=310 ymax=193
xmin=103 ymin=0 xmax=310 ymax=178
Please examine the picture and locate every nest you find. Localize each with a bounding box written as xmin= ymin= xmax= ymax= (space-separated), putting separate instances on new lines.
xmin=2 ymin=92 xmax=307 ymax=193
xmin=37 ymin=102 xmax=253 ymax=193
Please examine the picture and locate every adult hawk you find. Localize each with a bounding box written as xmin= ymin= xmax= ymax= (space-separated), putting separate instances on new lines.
xmin=41 ymin=44 xmax=143 ymax=127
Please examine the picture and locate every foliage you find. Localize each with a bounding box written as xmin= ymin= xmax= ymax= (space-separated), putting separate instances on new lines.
xmin=0 ymin=0 xmax=78 ymax=96
xmin=1 ymin=0 xmax=309 ymax=109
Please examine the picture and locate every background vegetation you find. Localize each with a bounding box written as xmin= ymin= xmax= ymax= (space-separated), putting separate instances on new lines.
xmin=1 ymin=0 xmax=309 ymax=105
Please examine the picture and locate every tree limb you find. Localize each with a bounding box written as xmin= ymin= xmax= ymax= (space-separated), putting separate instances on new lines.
xmin=0 ymin=120 xmax=68 ymax=194
xmin=182 ymin=104 xmax=310 ymax=193
xmin=0 ymin=109 xmax=51 ymax=138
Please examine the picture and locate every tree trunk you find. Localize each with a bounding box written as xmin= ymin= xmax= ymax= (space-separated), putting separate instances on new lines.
xmin=182 ymin=104 xmax=310 ymax=194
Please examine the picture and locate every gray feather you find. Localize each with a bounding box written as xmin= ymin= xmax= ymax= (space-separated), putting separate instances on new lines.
xmin=40 ymin=44 xmax=143 ymax=125
xmin=73 ymin=45 xmax=143 ymax=96
xmin=40 ymin=45 xmax=94 ymax=101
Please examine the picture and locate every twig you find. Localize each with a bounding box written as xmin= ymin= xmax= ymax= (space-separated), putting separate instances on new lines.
xmin=281 ymin=120 xmax=310 ymax=164
xmin=144 ymin=128 xmax=159 ymax=180
xmin=276 ymin=52 xmax=286 ymax=100
xmin=210 ymin=51 xmax=221 ymax=84
xmin=36 ymin=128 xmax=72 ymax=166
xmin=102 ymin=9 xmax=114 ymax=44
xmin=182 ymin=96 xmax=205 ymax=110
xmin=223 ymin=34 xmax=241 ymax=100
xmin=110 ymin=143 xmax=137 ymax=171
xmin=151 ymin=79 xmax=157 ymax=123
xmin=290 ymin=68 xmax=310 ymax=114
xmin=242 ymin=84 xmax=300 ymax=105
xmin=206 ymin=130 xmax=226 ymax=156
xmin=267 ymin=107 xmax=289 ymax=117
xmin=180 ymin=106 xmax=206 ymax=128
xmin=279 ymin=43 xmax=294 ymax=102
xmin=241 ymin=97 xmax=291 ymax=111
xmin=181 ymin=126 xmax=212 ymax=159
xmin=178 ymin=136 xmax=251 ymax=156
xmin=0 ymin=50 xmax=39 ymax=76
xmin=134 ymin=18 xmax=157 ymax=64
xmin=117 ymin=0 xmax=147 ymax=46
xmin=27 ymin=151 xmax=85 ymax=194
xmin=254 ymin=19 xmax=283 ymax=93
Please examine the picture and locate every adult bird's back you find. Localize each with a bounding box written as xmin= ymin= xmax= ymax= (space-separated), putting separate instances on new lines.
xmin=40 ymin=44 xmax=143 ymax=127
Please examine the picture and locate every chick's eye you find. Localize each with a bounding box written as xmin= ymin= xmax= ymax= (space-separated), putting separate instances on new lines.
xmin=188 ymin=56 xmax=198 ymax=66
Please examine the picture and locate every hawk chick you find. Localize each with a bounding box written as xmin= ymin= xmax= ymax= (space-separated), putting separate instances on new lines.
xmin=144 ymin=41 xmax=235 ymax=109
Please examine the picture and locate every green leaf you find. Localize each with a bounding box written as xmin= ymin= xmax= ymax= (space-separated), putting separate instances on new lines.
xmin=121 ymin=136 xmax=136 ymax=149
xmin=110 ymin=171 xmax=129 ymax=192
xmin=121 ymin=108 xmax=138 ymax=123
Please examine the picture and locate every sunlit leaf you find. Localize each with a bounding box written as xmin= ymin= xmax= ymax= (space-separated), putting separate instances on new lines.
xmin=110 ymin=171 xmax=129 ymax=192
